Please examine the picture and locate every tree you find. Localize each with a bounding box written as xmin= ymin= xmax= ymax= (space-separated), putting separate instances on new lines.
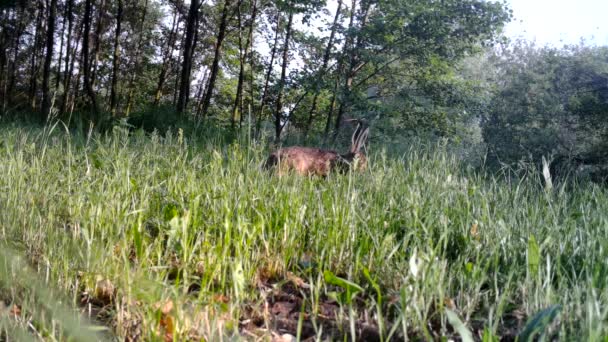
xmin=481 ymin=42 xmax=608 ymax=180
xmin=273 ymin=11 xmax=293 ymax=140
xmin=176 ymin=0 xmax=199 ymax=115
xmin=200 ymin=0 xmax=232 ymax=118
xmin=256 ymin=10 xmax=281 ymax=133
xmin=110 ymin=0 xmax=123 ymax=116
xmin=231 ymin=0 xmax=258 ymax=128
xmin=41 ymin=0 xmax=57 ymax=120
xmin=82 ymin=0 xmax=99 ymax=115
xmin=29 ymin=0 xmax=45 ymax=110
xmin=303 ymin=0 xmax=342 ymax=137
xmin=154 ymin=2 xmax=181 ymax=105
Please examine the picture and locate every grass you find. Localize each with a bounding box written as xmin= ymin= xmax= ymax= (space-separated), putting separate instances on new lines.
xmin=0 ymin=121 xmax=607 ymax=341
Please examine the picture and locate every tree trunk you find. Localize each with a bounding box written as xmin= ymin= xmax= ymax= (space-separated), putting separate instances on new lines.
xmin=54 ymin=0 xmax=68 ymax=91
xmin=90 ymin=0 xmax=105 ymax=89
xmin=304 ymin=0 xmax=342 ymax=137
xmin=110 ymin=0 xmax=123 ymax=116
xmin=255 ymin=11 xmax=281 ymax=134
xmin=230 ymin=0 xmax=244 ymax=129
xmin=194 ymin=69 xmax=209 ymax=118
xmin=29 ymin=0 xmax=44 ymax=111
xmin=6 ymin=5 xmax=27 ymax=111
xmin=176 ymin=0 xmax=199 ymax=115
xmin=324 ymin=75 xmax=340 ymax=138
xmin=0 ymin=10 xmax=9 ymax=111
xmin=273 ymin=11 xmax=294 ymax=141
xmin=334 ymin=0 xmax=370 ymax=139
xmin=41 ymin=0 xmax=57 ymax=121
xmin=82 ymin=0 xmax=99 ymax=116
xmin=233 ymin=0 xmax=257 ymax=128
xmin=124 ymin=0 xmax=149 ymax=116
xmin=200 ymin=0 xmax=231 ymax=117
xmin=60 ymin=2 xmax=79 ymax=115
xmin=153 ymin=4 xmax=180 ymax=105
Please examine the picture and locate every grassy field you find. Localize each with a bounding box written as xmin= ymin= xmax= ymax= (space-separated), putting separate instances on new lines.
xmin=1 ymin=122 xmax=607 ymax=341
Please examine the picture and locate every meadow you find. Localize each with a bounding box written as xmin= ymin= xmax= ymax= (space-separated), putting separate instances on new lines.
xmin=1 ymin=122 xmax=607 ymax=341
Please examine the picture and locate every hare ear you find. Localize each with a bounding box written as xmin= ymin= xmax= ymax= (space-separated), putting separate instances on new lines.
xmin=350 ymin=122 xmax=362 ymax=153
xmin=353 ymin=127 xmax=369 ymax=153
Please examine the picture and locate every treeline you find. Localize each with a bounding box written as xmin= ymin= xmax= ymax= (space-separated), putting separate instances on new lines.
xmin=0 ymin=0 xmax=510 ymax=139
xmin=478 ymin=42 xmax=608 ymax=181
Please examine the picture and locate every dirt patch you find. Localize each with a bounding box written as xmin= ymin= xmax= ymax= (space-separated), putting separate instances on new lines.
xmin=239 ymin=278 xmax=389 ymax=341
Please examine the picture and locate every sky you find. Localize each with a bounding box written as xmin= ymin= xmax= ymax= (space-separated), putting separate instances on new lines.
xmin=504 ymin=0 xmax=608 ymax=46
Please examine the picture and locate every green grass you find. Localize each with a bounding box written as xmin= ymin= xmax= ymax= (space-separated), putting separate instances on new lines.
xmin=1 ymin=122 xmax=607 ymax=341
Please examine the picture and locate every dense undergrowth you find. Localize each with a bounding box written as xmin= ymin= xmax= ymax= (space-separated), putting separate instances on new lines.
xmin=1 ymin=121 xmax=607 ymax=341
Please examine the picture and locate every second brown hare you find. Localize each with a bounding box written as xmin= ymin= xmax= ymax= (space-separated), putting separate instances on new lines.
xmin=265 ymin=120 xmax=369 ymax=176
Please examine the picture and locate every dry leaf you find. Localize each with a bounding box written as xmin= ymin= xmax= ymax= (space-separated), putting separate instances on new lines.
xmin=10 ymin=304 xmax=21 ymax=317
xmin=160 ymin=314 xmax=174 ymax=342
xmin=470 ymin=223 xmax=479 ymax=239
xmin=94 ymin=279 xmax=116 ymax=304
xmin=286 ymin=272 xmax=310 ymax=289
xmin=154 ymin=300 xmax=174 ymax=315
xmin=444 ymin=297 xmax=456 ymax=310
xmin=154 ymin=300 xmax=175 ymax=342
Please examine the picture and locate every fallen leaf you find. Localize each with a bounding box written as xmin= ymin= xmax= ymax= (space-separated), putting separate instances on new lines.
xmin=271 ymin=301 xmax=296 ymax=318
xmin=286 ymin=272 xmax=310 ymax=289
xmin=154 ymin=300 xmax=175 ymax=342
xmin=160 ymin=314 xmax=174 ymax=342
xmin=153 ymin=300 xmax=174 ymax=315
xmin=444 ymin=297 xmax=456 ymax=309
xmin=94 ymin=279 xmax=116 ymax=304
xmin=470 ymin=223 xmax=479 ymax=238
xmin=212 ymin=294 xmax=230 ymax=304
xmin=10 ymin=304 xmax=21 ymax=317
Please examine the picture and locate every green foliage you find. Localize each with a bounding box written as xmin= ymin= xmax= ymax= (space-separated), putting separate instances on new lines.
xmin=481 ymin=42 xmax=608 ymax=181
xmin=446 ymin=309 xmax=474 ymax=342
xmin=1 ymin=123 xmax=608 ymax=340
xmin=518 ymin=305 xmax=562 ymax=342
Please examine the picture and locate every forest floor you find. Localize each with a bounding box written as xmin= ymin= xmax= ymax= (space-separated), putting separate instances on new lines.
xmin=1 ymin=122 xmax=607 ymax=341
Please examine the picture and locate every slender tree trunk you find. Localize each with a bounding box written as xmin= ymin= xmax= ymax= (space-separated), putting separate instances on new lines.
xmin=41 ymin=0 xmax=57 ymax=121
xmin=194 ymin=69 xmax=208 ymax=118
xmin=153 ymin=4 xmax=180 ymax=105
xmin=54 ymin=1 xmax=68 ymax=91
xmin=324 ymin=73 xmax=341 ymax=138
xmin=61 ymin=3 xmax=79 ymax=114
xmin=230 ymin=0 xmax=244 ymax=128
xmin=176 ymin=0 xmax=199 ymax=114
xmin=200 ymin=0 xmax=231 ymax=117
xmin=29 ymin=1 xmax=45 ymax=111
xmin=0 ymin=9 xmax=13 ymax=111
xmin=255 ymin=11 xmax=281 ymax=133
xmin=0 ymin=31 xmax=6 ymax=111
xmin=82 ymin=0 xmax=99 ymax=117
xmin=304 ymin=0 xmax=342 ymax=137
xmin=90 ymin=0 xmax=105 ymax=89
xmin=172 ymin=60 xmax=180 ymax=106
xmin=233 ymin=0 xmax=257 ymax=128
xmin=274 ymin=11 xmax=294 ymax=141
xmin=334 ymin=0 xmax=370 ymax=138
xmin=110 ymin=0 xmax=123 ymax=116
xmin=6 ymin=5 xmax=27 ymax=111
xmin=124 ymin=0 xmax=149 ymax=116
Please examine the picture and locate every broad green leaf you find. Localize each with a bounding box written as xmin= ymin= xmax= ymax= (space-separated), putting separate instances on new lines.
xmin=517 ymin=305 xmax=561 ymax=342
xmin=528 ymin=235 xmax=540 ymax=276
xmin=482 ymin=327 xmax=499 ymax=342
xmin=446 ymin=309 xmax=474 ymax=342
xmin=323 ymin=270 xmax=363 ymax=304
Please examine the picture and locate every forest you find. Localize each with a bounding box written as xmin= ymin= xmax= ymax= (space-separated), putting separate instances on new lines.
xmin=0 ymin=0 xmax=607 ymax=340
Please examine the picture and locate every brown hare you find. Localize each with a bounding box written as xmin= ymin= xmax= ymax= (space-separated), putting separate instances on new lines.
xmin=264 ymin=120 xmax=369 ymax=176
